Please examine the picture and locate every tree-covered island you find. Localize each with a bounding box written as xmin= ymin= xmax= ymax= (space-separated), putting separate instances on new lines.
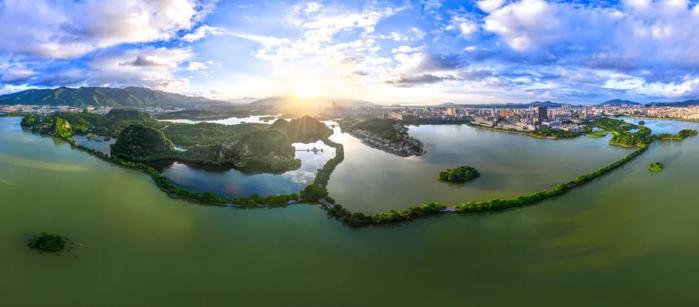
xmin=27 ymin=233 xmax=71 ymax=253
xmin=438 ymin=166 xmax=480 ymax=184
xmin=648 ymin=162 xmax=664 ymax=172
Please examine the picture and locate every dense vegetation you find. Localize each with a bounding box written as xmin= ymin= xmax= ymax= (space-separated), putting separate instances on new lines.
xmin=162 ymin=122 xmax=267 ymax=147
xmin=111 ymin=124 xmax=176 ymax=161
xmin=530 ymin=125 xmax=591 ymax=139
xmin=655 ymin=129 xmax=698 ymax=141
xmin=323 ymin=202 xmax=447 ymax=227
xmin=313 ymin=139 xmax=344 ymax=187
xmin=648 ymin=162 xmax=664 ymax=172
xmin=27 ymin=233 xmax=70 ymax=253
xmin=586 ymin=130 xmax=608 ymax=138
xmin=300 ymin=184 xmax=328 ymax=202
xmin=349 ymin=118 xmax=403 ymax=141
xmin=271 ymin=115 xmax=333 ymax=143
xmin=438 ymin=166 xmax=480 ymax=184
xmin=593 ymin=117 xmax=652 ymax=147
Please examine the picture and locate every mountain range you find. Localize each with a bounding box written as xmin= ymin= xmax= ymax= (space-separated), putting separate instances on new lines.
xmin=0 ymin=87 xmax=225 ymax=108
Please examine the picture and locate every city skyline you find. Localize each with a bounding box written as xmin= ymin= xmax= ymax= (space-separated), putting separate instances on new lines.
xmin=2 ymin=0 xmax=699 ymax=105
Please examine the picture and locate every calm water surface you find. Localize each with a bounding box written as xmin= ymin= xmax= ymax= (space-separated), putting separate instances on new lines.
xmin=156 ymin=140 xmax=334 ymax=197
xmin=154 ymin=116 xmax=333 ymax=197
xmin=328 ymin=123 xmax=632 ymax=212
xmin=3 ymin=116 xmax=699 ymax=306
xmin=161 ymin=114 xmax=281 ymax=125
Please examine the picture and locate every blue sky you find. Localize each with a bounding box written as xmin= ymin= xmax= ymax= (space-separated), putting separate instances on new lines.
xmin=2 ymin=0 xmax=699 ymax=104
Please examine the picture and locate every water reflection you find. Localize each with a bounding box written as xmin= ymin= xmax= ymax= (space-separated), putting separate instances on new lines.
xmin=154 ymin=116 xmax=335 ymax=198
xmin=161 ymin=114 xmax=282 ymax=125
xmin=153 ymin=141 xmax=334 ymax=198
xmin=74 ymin=135 xmax=115 ymax=155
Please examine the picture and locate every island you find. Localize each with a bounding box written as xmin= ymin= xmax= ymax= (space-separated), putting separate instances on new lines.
xmin=655 ymin=129 xmax=698 ymax=141
xmin=438 ymin=166 xmax=480 ymax=184
xmin=19 ymin=109 xmax=334 ymax=174
xmin=20 ymin=109 xmax=338 ymax=207
xmin=340 ymin=118 xmax=424 ymax=157
xmin=648 ymin=162 xmax=664 ymax=172
xmin=27 ymin=233 xmax=71 ymax=253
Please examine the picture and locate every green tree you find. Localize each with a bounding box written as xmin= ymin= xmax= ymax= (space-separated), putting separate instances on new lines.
xmin=300 ymin=184 xmax=328 ymax=202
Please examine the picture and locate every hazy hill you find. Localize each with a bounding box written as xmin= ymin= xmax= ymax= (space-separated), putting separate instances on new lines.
xmin=249 ymin=96 xmax=375 ymax=109
xmin=649 ymin=99 xmax=699 ymax=107
xmin=440 ymin=101 xmax=564 ymax=109
xmin=0 ymin=86 xmax=225 ymax=108
xmin=600 ymin=99 xmax=640 ymax=106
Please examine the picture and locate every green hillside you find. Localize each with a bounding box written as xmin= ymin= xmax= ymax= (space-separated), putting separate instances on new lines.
xmin=0 ymin=86 xmax=225 ymax=108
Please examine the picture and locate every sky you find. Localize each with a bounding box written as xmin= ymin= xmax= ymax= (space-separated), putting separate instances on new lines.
xmin=2 ymin=0 xmax=699 ymax=105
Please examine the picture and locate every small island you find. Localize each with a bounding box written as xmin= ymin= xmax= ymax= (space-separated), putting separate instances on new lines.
xmin=438 ymin=166 xmax=480 ymax=184
xmin=27 ymin=233 xmax=70 ymax=253
xmin=648 ymin=162 xmax=664 ymax=173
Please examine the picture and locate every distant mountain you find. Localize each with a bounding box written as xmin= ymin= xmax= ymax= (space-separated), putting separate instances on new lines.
xmin=440 ymin=101 xmax=564 ymax=109
xmin=649 ymin=99 xmax=699 ymax=107
xmin=249 ymin=96 xmax=375 ymax=112
xmin=0 ymin=86 xmax=226 ymax=108
xmin=600 ymin=99 xmax=640 ymax=106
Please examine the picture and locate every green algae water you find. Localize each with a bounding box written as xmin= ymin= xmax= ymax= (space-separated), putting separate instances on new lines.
xmin=3 ymin=116 xmax=699 ymax=306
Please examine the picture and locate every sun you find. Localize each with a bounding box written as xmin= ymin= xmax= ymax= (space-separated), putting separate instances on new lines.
xmin=293 ymin=79 xmax=320 ymax=99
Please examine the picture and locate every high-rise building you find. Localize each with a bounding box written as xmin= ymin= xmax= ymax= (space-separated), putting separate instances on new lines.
xmin=536 ymin=106 xmax=548 ymax=121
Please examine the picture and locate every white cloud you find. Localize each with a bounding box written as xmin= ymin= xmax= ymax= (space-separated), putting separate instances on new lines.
xmin=0 ymin=0 xmax=211 ymax=59
xmin=446 ymin=16 xmax=478 ymax=38
xmin=484 ymin=0 xmax=699 ymax=73
xmin=477 ymin=0 xmax=506 ymax=13
xmin=86 ymin=47 xmax=194 ymax=91
xmin=0 ymin=63 xmax=35 ymax=83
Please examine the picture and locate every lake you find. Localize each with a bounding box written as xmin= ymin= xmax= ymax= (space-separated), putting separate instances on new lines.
xmin=3 ymin=116 xmax=699 ymax=306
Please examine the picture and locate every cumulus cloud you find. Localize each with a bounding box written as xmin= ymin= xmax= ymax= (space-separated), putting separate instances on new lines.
xmin=87 ymin=47 xmax=194 ymax=91
xmin=386 ymin=74 xmax=456 ymax=87
xmin=0 ymin=64 xmax=35 ymax=84
xmin=0 ymin=0 xmax=211 ymax=59
xmin=477 ymin=0 xmax=506 ymax=13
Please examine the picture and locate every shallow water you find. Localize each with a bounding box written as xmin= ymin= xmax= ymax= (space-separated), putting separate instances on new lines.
xmin=3 ymin=116 xmax=699 ymax=306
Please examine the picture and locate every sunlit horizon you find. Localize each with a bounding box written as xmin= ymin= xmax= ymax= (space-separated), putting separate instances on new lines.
xmin=3 ymin=0 xmax=699 ymax=105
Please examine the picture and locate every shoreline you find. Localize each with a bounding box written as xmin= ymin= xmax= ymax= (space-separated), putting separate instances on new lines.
xmin=16 ymin=116 xmax=694 ymax=229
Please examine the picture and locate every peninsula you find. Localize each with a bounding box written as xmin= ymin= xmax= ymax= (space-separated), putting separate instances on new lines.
xmin=340 ymin=118 xmax=424 ymax=157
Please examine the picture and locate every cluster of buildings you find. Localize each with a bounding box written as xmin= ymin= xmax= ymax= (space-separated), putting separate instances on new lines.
xmin=596 ymin=105 xmax=699 ymax=121
xmin=383 ymin=105 xmax=588 ymax=132
xmin=379 ymin=102 xmax=699 ymax=133
xmin=0 ymin=104 xmax=113 ymax=115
